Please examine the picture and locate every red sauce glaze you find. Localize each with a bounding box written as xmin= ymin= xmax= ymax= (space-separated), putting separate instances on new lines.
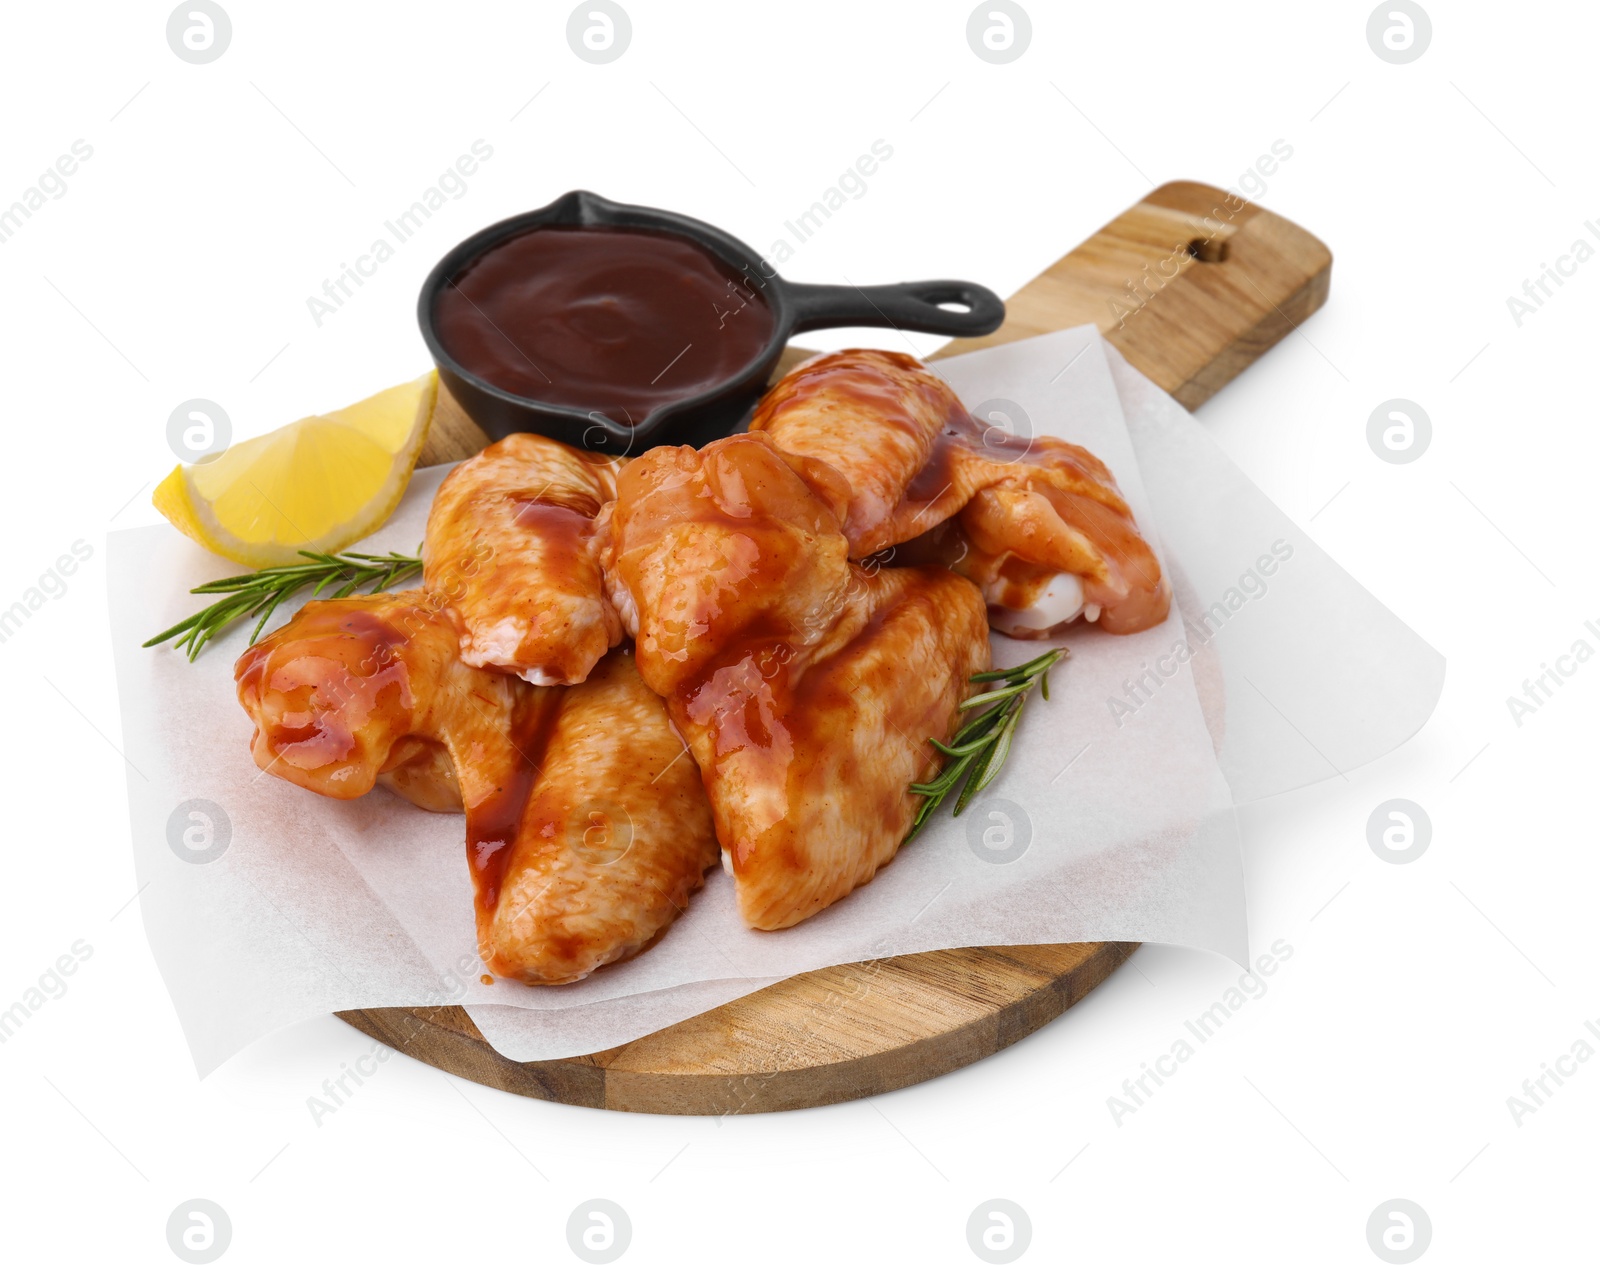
xmin=905 ymin=400 xmax=1043 ymax=505
xmin=433 ymin=225 xmax=774 ymax=424
xmin=748 ymin=349 xmax=968 ymax=554
xmin=510 ymin=498 xmax=598 ymax=576
xmin=608 ymin=434 xmax=850 ymax=694
xmin=678 ymin=635 xmax=796 ymax=767
xmin=234 ymin=607 xmax=422 ymax=793
xmin=464 ymin=692 xmax=555 ymax=918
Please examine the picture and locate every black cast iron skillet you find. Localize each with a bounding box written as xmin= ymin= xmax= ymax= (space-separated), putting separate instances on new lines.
xmin=417 ymin=190 xmax=1005 ymax=453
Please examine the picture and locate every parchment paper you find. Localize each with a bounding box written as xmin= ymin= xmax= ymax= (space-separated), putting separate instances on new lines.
xmin=108 ymin=328 xmax=1442 ymax=1072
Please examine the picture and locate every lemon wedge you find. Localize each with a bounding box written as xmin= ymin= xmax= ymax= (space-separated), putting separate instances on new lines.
xmin=154 ymin=372 xmax=437 ymax=568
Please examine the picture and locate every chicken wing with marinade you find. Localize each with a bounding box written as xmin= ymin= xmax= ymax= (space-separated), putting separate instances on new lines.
xmin=953 ymin=473 xmax=1170 ymax=636
xmin=748 ymin=349 xmax=954 ymax=558
xmin=687 ymin=565 xmax=989 ymax=930
xmin=602 ymin=430 xmax=853 ymax=698
xmin=751 ymin=348 xmax=1169 ymax=636
xmin=234 ymin=591 xmax=528 ymax=810
xmin=478 ymin=646 xmax=718 ymax=983
xmin=234 ymin=592 xmax=717 ymax=984
xmin=605 ymin=434 xmax=991 ymax=930
xmin=424 ymin=433 xmax=626 ymax=686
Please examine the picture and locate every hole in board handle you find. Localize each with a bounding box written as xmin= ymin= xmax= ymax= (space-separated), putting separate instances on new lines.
xmin=1186 ymin=237 xmax=1230 ymax=264
xmin=937 ymin=301 xmax=973 ymax=313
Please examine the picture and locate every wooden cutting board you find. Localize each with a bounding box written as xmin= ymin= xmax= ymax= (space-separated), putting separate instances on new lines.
xmin=337 ymin=180 xmax=1331 ymax=1114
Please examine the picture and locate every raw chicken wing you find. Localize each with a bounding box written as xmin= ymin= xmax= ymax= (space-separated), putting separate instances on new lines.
xmin=748 ymin=349 xmax=955 ymax=557
xmin=478 ymin=647 xmax=718 ymax=982
xmin=424 ymin=433 xmax=625 ymax=685
xmin=234 ymin=591 xmax=525 ymax=809
xmin=752 ymin=349 xmax=1169 ymax=635
xmin=605 ymin=434 xmax=991 ymax=929
xmin=235 ymin=593 xmax=717 ymax=983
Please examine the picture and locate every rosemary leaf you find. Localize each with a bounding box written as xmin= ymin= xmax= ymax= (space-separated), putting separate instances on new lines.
xmin=952 ymin=722 xmax=1003 ymax=816
xmin=951 ymin=704 xmax=1007 ymax=748
xmin=144 ymin=548 xmax=423 ymax=662
xmin=958 ymin=679 xmax=1033 ymax=710
xmin=973 ymin=706 xmax=1023 ymax=799
xmin=907 ymin=648 xmax=1065 ymax=841
xmin=968 ymin=648 xmax=1062 ymax=683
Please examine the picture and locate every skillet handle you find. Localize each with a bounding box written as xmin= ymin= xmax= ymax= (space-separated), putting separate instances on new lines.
xmin=785 ymin=278 xmax=1005 ymax=338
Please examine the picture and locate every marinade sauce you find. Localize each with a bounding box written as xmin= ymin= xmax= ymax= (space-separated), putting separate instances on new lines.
xmin=432 ymin=225 xmax=774 ymax=425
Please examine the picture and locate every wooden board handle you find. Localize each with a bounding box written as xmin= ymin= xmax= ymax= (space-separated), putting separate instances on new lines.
xmin=935 ymin=180 xmax=1333 ymax=408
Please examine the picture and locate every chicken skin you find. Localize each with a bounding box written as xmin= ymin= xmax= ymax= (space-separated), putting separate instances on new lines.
xmin=749 ymin=349 xmax=956 ymax=557
xmin=605 ymin=433 xmax=991 ymax=929
xmin=423 ymin=433 xmax=626 ymax=686
xmin=234 ymin=591 xmax=525 ymax=808
xmin=685 ymin=565 xmax=989 ymax=930
xmin=478 ymin=646 xmax=718 ymax=983
xmin=234 ymin=593 xmax=716 ymax=983
xmin=750 ymin=349 xmax=1170 ymax=636
xmin=953 ymin=474 xmax=1170 ymax=636
xmin=602 ymin=432 xmax=853 ymax=698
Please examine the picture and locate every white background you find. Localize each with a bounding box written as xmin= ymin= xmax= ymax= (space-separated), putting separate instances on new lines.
xmin=1 ymin=1 xmax=1594 ymax=1261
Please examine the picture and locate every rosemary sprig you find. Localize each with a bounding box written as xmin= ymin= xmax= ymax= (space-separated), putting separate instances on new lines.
xmin=906 ymin=647 xmax=1066 ymax=841
xmin=143 ymin=549 xmax=423 ymax=661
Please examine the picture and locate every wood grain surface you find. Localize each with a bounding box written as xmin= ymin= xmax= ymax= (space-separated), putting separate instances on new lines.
xmin=343 ymin=181 xmax=1331 ymax=1114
